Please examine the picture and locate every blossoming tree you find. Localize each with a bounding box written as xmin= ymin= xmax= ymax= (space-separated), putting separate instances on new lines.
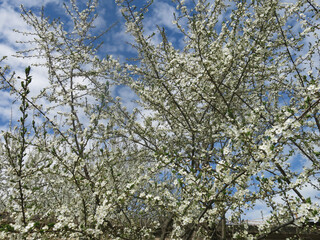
xmin=116 ymin=0 xmax=320 ymax=239
xmin=1 ymin=0 xmax=150 ymax=239
xmin=0 ymin=0 xmax=319 ymax=239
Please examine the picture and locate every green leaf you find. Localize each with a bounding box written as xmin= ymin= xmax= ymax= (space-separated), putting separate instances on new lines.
xmin=25 ymin=66 xmax=31 ymax=75
xmin=270 ymin=144 xmax=275 ymax=151
xmin=314 ymin=151 xmax=320 ymax=157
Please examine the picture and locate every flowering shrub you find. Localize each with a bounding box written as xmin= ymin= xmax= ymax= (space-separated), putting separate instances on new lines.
xmin=1 ymin=0 xmax=320 ymax=239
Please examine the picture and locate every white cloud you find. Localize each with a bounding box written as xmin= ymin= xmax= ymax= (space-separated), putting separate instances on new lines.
xmin=103 ymin=25 xmax=136 ymax=59
xmin=94 ymin=14 xmax=107 ymax=30
xmin=150 ymin=1 xmax=177 ymax=31
xmin=142 ymin=1 xmax=179 ymax=46
xmin=0 ymin=2 xmax=51 ymax=129
xmin=0 ymin=44 xmax=16 ymax=61
xmin=0 ymin=91 xmax=17 ymax=122
xmin=115 ymin=85 xmax=138 ymax=113
xmin=2 ymin=0 xmax=61 ymax=8
xmin=299 ymin=180 xmax=320 ymax=204
xmin=0 ymin=3 xmax=32 ymax=48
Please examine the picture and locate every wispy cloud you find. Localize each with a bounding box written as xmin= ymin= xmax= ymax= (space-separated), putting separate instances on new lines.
xmin=0 ymin=2 xmax=51 ymax=128
xmin=2 ymin=0 xmax=61 ymax=8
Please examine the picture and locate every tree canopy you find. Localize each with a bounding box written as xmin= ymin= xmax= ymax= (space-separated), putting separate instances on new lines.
xmin=0 ymin=0 xmax=319 ymax=239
